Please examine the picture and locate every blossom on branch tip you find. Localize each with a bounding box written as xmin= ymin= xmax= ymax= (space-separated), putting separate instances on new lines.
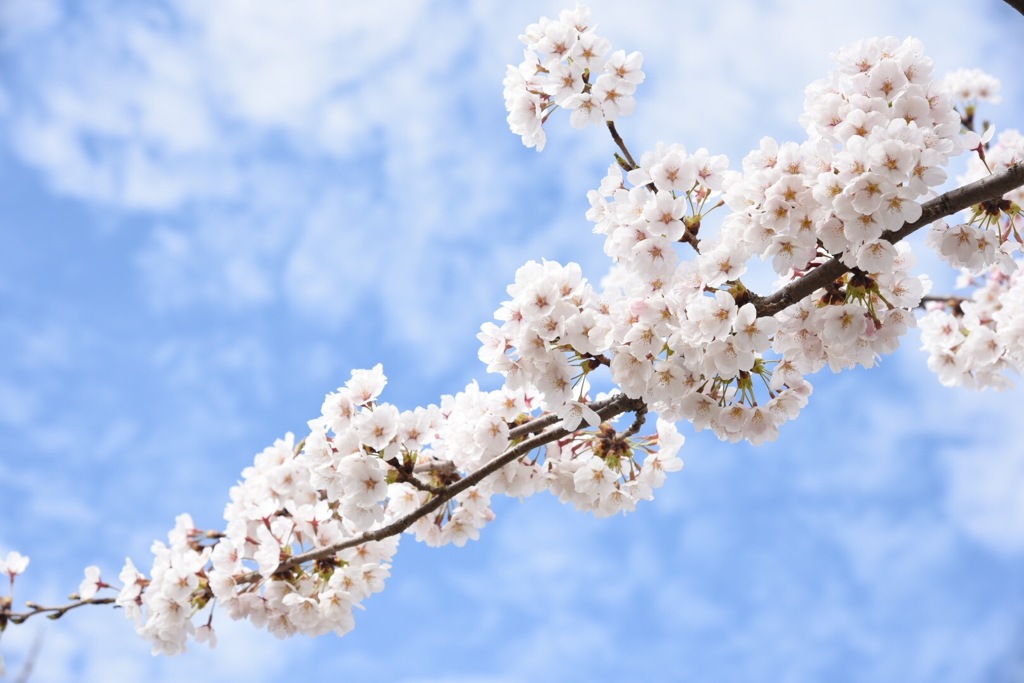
xmin=504 ymin=13 xmax=643 ymax=150
xmin=0 ymin=551 xmax=29 ymax=579
xmin=79 ymin=566 xmax=105 ymax=600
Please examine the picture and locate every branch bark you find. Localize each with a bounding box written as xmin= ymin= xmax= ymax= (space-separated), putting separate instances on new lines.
xmin=753 ymin=163 xmax=1024 ymax=318
xmin=1 ymin=596 xmax=116 ymax=625
xmin=1003 ymin=0 xmax=1024 ymax=17
xmin=254 ymin=393 xmax=647 ymax=579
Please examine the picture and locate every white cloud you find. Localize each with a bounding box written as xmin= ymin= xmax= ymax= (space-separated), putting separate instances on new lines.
xmin=880 ymin=336 xmax=1024 ymax=555
xmin=0 ymin=0 xmax=61 ymax=48
xmin=945 ymin=433 xmax=1024 ymax=553
xmin=283 ymin=187 xmax=393 ymax=321
xmin=136 ymin=217 xmax=286 ymax=310
xmin=0 ymin=379 xmax=42 ymax=427
xmin=180 ymin=0 xmax=430 ymax=128
xmin=0 ymin=606 xmax=306 ymax=683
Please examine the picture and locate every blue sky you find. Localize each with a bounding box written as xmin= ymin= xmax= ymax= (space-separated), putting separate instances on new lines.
xmin=2 ymin=1 xmax=1024 ymax=681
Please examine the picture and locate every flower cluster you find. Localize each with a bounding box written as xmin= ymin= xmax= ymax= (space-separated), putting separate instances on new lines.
xmin=581 ymin=35 xmax=1017 ymax=425
xmin=941 ymin=67 xmax=1002 ymax=105
xmin=110 ymin=369 xmax=431 ymax=653
xmin=103 ymin=355 xmax=683 ymax=653
xmin=545 ymin=416 xmax=684 ymax=517
xmin=920 ymin=265 xmax=1024 ymax=390
xmin=504 ymin=28 xmax=989 ymax=474
xmin=495 ymin=35 xmax=977 ymax=451
xmin=928 ymin=123 xmax=1022 ymax=274
xmin=715 ymin=36 xmax=967 ymax=283
xmin=504 ymin=3 xmax=644 ymax=150
xmin=478 ymin=260 xmax=605 ymax=424
xmin=486 ymin=193 xmax=810 ymax=447
xmin=475 ymin=255 xmax=694 ymax=514
xmin=920 ymin=122 xmax=1023 ymax=390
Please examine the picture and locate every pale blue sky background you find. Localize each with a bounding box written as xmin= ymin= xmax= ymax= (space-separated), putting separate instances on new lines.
xmin=2 ymin=1 xmax=1024 ymax=681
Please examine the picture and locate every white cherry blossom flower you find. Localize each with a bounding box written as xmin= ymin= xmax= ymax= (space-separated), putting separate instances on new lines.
xmin=0 ymin=551 xmax=29 ymax=579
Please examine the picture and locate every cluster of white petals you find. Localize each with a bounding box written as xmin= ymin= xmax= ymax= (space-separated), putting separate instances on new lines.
xmin=920 ymin=265 xmax=1024 ymax=390
xmin=0 ymin=551 xmax=29 ymax=579
xmin=927 ymin=124 xmax=1023 ymax=273
xmin=920 ymin=123 xmax=1023 ymax=390
xmin=503 ymin=3 xmax=644 ymax=150
xmin=111 ymin=357 xmax=686 ymax=653
xmin=545 ymin=416 xmax=684 ymax=517
xmin=974 ymin=128 xmax=1024 ymax=207
xmin=111 ymin=368 xmax=482 ymax=652
xmin=7 ymin=369 xmax=686 ymax=658
xmin=715 ymin=36 xmax=966 ymax=281
xmin=941 ymin=67 xmax=1002 ymax=105
xmin=566 ymin=35 xmax=973 ymax=443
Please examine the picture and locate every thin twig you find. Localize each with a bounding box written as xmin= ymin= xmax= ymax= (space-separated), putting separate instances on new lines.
xmin=606 ymin=120 xmax=704 ymax=251
xmin=395 ymin=469 xmax=448 ymax=496
xmin=606 ymin=121 xmax=638 ymax=170
xmin=680 ymin=229 xmax=700 ymax=251
xmin=3 ymin=597 xmax=116 ymax=625
xmin=621 ymin=403 xmax=648 ymax=439
xmin=918 ymin=294 xmax=968 ymax=314
xmin=918 ymin=294 xmax=968 ymax=307
xmin=412 ymin=460 xmax=458 ymax=478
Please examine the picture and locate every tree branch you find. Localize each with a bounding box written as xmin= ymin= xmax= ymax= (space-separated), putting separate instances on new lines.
xmin=1 ymin=597 xmax=116 ymax=626
xmin=246 ymin=393 xmax=647 ymax=580
xmin=753 ymin=163 xmax=1024 ymax=318
xmin=1002 ymin=0 xmax=1024 ymax=17
xmin=606 ymin=121 xmax=638 ymax=170
xmin=918 ymin=294 xmax=967 ymax=309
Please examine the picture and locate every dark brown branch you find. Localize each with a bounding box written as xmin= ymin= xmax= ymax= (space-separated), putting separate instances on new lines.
xmin=248 ymin=393 xmax=646 ymax=579
xmin=622 ymin=403 xmax=648 ymax=439
xmin=1002 ymin=0 xmax=1024 ymax=17
xmin=918 ymin=294 xmax=968 ymax=316
xmin=606 ymin=121 xmax=638 ymax=170
xmin=508 ymin=411 xmax=563 ymax=440
xmin=753 ymin=163 xmax=1024 ymax=318
xmin=412 ymin=460 xmax=458 ymax=478
xmin=918 ymin=294 xmax=967 ymax=307
xmin=388 ymin=460 xmax=447 ymax=496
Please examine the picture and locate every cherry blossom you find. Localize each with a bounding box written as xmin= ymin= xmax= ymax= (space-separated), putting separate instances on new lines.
xmin=0 ymin=551 xmax=29 ymax=580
